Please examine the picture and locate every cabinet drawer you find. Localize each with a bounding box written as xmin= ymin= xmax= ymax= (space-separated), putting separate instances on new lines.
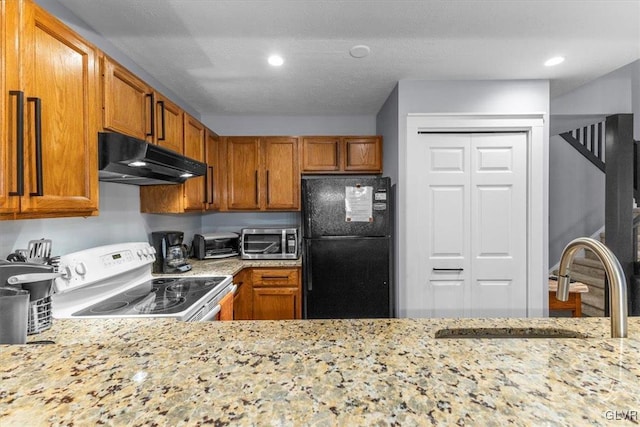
xmin=252 ymin=268 xmax=299 ymax=286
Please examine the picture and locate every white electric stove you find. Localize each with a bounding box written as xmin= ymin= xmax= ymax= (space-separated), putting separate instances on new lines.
xmin=51 ymin=242 xmax=234 ymax=322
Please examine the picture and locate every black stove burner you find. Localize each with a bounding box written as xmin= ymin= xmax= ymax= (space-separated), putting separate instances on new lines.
xmin=89 ymin=301 xmax=129 ymax=313
xmin=152 ymin=278 xmax=178 ymax=285
xmin=124 ymin=287 xmax=158 ymax=297
xmin=135 ymin=296 xmax=186 ymax=314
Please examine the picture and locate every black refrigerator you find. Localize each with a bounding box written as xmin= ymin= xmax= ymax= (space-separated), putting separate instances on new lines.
xmin=302 ymin=176 xmax=393 ymax=319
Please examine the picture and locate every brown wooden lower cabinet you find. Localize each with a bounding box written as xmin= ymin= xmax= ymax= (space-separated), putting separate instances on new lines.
xmin=218 ymin=290 xmax=234 ymax=321
xmin=232 ymin=267 xmax=301 ymax=320
xmin=233 ymin=269 xmax=253 ymax=320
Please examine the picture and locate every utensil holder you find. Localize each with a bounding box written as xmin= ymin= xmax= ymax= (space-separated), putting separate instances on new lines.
xmin=27 ymin=295 xmax=52 ymax=335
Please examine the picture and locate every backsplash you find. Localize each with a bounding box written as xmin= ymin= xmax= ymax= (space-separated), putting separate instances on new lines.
xmin=0 ymin=183 xmax=199 ymax=258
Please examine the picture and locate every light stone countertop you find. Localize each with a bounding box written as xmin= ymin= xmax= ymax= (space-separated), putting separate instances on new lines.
xmin=157 ymin=256 xmax=302 ymax=278
xmin=2 ymin=316 xmax=640 ymax=426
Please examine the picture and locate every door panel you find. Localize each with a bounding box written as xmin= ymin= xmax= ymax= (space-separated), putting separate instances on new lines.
xmin=21 ymin=5 xmax=98 ymax=213
xmin=226 ymin=137 xmax=260 ymax=209
xmin=470 ymin=133 xmax=527 ymax=316
xmin=304 ymin=237 xmax=390 ymax=319
xmin=263 ymin=137 xmax=298 ymax=210
xmin=406 ymin=132 xmax=527 ymax=318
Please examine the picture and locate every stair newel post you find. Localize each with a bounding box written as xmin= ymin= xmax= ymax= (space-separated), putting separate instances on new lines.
xmin=605 ymin=113 xmax=636 ymax=315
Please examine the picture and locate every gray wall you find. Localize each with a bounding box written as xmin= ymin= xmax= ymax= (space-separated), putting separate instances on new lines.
xmin=376 ymin=84 xmax=399 ymax=187
xmin=548 ymin=135 xmax=605 ymax=265
xmin=202 ymin=115 xmax=375 ymax=136
xmin=547 ymin=59 xmax=639 ymax=267
xmin=0 ymin=183 xmax=201 ymax=256
xmin=385 ymin=79 xmax=550 ymax=317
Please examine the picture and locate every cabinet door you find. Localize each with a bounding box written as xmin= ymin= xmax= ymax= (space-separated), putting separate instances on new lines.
xmin=233 ymin=270 xmax=252 ymax=320
xmin=252 ymin=268 xmax=299 ymax=286
xmin=102 ymin=56 xmax=151 ymax=141
xmin=343 ymin=136 xmax=382 ymax=172
xmin=20 ymin=2 xmax=99 ymax=214
xmin=262 ymin=137 xmax=299 ymax=210
xmin=252 ymin=268 xmax=301 ymax=320
xmin=0 ymin=0 xmax=20 ymax=214
xmin=218 ymin=290 xmax=234 ymax=321
xmin=205 ymin=129 xmax=222 ymax=211
xmin=301 ymin=137 xmax=340 ymax=172
xmin=252 ymin=287 xmax=300 ymax=320
xmin=226 ymin=137 xmax=260 ymax=209
xmin=154 ymin=92 xmax=183 ymax=154
xmin=182 ymin=114 xmax=205 ymax=211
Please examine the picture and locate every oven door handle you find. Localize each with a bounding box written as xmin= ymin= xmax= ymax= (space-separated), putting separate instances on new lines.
xmin=7 ymin=272 xmax=64 ymax=284
xmin=200 ymin=305 xmax=221 ymax=321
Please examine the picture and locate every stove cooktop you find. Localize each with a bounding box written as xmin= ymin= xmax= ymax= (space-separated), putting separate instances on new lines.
xmin=72 ymin=276 xmax=227 ymax=317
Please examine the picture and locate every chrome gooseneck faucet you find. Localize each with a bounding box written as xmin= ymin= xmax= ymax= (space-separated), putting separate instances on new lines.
xmin=556 ymin=237 xmax=628 ymax=338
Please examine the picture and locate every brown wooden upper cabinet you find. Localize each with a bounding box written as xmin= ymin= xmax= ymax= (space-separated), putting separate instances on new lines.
xmin=1 ymin=0 xmax=99 ymax=218
xmin=102 ymin=56 xmax=151 ymax=141
xmin=153 ymin=92 xmax=183 ymax=154
xmin=301 ymin=136 xmax=382 ymax=174
xmin=139 ymin=114 xmax=210 ymax=213
xmin=182 ymin=114 xmax=206 ymax=211
xmin=205 ymin=129 xmax=223 ymax=211
xmin=102 ymin=57 xmax=184 ymax=154
xmin=224 ymin=136 xmax=299 ymax=211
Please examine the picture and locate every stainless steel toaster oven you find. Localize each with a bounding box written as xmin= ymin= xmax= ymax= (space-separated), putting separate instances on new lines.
xmin=240 ymin=227 xmax=299 ymax=260
xmin=192 ymin=232 xmax=240 ymax=260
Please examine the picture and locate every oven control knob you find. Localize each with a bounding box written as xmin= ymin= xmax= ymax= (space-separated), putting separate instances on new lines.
xmin=137 ymin=249 xmax=143 ymax=258
xmin=61 ymin=266 xmax=73 ymax=280
xmin=74 ymin=262 xmax=87 ymax=276
xmin=149 ymin=246 xmax=156 ymax=255
xmin=142 ymin=248 xmax=150 ymax=257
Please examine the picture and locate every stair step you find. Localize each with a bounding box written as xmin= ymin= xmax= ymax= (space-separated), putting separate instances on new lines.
xmin=551 ymin=269 xmax=605 ymax=289
xmin=570 ymin=261 xmax=606 ymax=280
xmin=582 ymin=303 xmax=604 ymax=317
xmin=582 ymin=289 xmax=605 ymax=310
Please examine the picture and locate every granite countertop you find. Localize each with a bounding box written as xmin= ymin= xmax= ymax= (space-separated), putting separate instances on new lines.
xmin=158 ymin=256 xmax=302 ymax=278
xmin=2 ymin=317 xmax=640 ymax=426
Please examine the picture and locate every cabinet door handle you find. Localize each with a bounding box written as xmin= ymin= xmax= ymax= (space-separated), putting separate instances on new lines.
xmin=262 ymin=275 xmax=289 ymax=280
xmin=433 ymin=268 xmax=464 ymax=272
xmin=335 ymin=140 xmax=340 ymax=169
xmin=266 ymin=170 xmax=270 ymax=205
xmin=157 ymin=100 xmax=166 ymax=141
xmin=206 ymin=166 xmax=214 ymax=204
xmin=146 ymin=93 xmax=154 ymax=138
xmin=9 ymin=91 xmax=24 ymax=196
xmin=203 ymin=166 xmax=209 ymax=204
xmin=254 ymin=170 xmax=258 ymax=205
xmin=27 ymin=97 xmax=43 ymax=197
xmin=210 ymin=167 xmax=215 ymax=206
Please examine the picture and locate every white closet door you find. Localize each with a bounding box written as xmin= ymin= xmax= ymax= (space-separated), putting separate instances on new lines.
xmin=470 ymin=133 xmax=527 ymax=317
xmin=405 ymin=132 xmax=527 ymax=318
xmin=406 ymin=134 xmax=472 ymax=317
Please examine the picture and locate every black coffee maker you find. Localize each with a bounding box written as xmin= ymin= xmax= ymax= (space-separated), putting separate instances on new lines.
xmin=151 ymin=231 xmax=192 ymax=273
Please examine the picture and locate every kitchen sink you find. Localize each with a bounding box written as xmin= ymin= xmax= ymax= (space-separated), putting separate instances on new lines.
xmin=434 ymin=327 xmax=588 ymax=339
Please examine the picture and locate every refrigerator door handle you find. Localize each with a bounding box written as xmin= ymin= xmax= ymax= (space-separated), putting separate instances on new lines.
xmin=305 ymin=241 xmax=312 ymax=291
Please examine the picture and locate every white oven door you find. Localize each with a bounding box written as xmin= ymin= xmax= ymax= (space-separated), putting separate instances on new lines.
xmin=199 ymin=305 xmax=221 ymax=321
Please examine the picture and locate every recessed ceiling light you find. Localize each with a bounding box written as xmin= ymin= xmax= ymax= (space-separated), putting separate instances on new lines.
xmin=128 ymin=161 xmax=146 ymax=167
xmin=268 ymin=55 xmax=284 ymax=66
xmin=544 ymin=56 xmax=565 ymax=67
xmin=180 ymin=173 xmax=194 ymax=178
xmin=350 ymin=45 xmax=370 ymax=59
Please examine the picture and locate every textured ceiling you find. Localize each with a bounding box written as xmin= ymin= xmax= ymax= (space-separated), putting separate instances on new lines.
xmin=55 ymin=0 xmax=640 ymax=115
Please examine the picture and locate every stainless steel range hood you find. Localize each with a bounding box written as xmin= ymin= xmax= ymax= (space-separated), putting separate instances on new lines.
xmin=98 ymin=132 xmax=207 ymax=185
